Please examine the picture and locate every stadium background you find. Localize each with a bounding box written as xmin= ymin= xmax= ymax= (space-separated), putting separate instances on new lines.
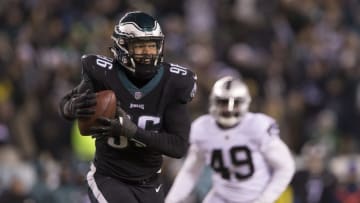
xmin=0 ymin=0 xmax=360 ymax=202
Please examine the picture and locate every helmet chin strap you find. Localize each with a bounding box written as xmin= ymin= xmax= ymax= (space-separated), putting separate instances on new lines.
xmin=111 ymin=45 xmax=160 ymax=81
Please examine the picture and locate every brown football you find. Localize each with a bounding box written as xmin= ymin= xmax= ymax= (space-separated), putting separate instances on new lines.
xmin=78 ymin=90 xmax=117 ymax=135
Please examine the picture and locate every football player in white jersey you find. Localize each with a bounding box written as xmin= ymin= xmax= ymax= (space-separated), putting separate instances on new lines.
xmin=165 ymin=76 xmax=295 ymax=203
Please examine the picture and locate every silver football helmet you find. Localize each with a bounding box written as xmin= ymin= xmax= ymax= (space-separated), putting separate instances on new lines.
xmin=110 ymin=11 xmax=164 ymax=79
xmin=209 ymin=76 xmax=251 ymax=128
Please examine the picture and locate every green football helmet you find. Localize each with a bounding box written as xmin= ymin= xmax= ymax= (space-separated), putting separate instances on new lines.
xmin=111 ymin=11 xmax=164 ymax=79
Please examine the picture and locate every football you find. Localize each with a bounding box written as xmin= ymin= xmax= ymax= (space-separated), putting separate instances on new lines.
xmin=78 ymin=90 xmax=117 ymax=135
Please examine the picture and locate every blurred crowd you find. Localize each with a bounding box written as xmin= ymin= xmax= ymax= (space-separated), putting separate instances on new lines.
xmin=0 ymin=0 xmax=360 ymax=202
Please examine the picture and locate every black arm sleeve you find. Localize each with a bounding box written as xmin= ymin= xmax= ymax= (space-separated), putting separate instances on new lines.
xmin=132 ymin=102 xmax=191 ymax=158
xmin=58 ymin=88 xmax=77 ymax=120
xmin=58 ymin=73 xmax=95 ymax=120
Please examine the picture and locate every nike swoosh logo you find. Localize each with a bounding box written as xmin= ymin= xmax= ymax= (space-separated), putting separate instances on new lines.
xmin=155 ymin=184 xmax=162 ymax=193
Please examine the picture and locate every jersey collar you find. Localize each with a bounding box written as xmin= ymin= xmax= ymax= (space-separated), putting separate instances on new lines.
xmin=117 ymin=65 xmax=164 ymax=100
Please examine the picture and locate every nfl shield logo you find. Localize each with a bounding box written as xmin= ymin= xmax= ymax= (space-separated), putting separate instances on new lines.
xmin=134 ymin=91 xmax=142 ymax=100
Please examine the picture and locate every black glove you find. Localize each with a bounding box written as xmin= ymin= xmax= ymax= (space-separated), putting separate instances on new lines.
xmin=89 ymin=103 xmax=138 ymax=139
xmin=64 ymin=89 xmax=97 ymax=119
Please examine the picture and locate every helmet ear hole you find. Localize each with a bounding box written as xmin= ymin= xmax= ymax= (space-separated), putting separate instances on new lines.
xmin=118 ymin=38 xmax=125 ymax=45
xmin=122 ymin=56 xmax=129 ymax=65
xmin=209 ymin=77 xmax=251 ymax=128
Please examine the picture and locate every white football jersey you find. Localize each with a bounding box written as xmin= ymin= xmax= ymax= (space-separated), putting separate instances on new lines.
xmin=190 ymin=112 xmax=280 ymax=202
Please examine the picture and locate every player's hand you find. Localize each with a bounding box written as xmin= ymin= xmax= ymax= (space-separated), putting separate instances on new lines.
xmin=115 ymin=104 xmax=138 ymax=138
xmin=89 ymin=105 xmax=137 ymax=139
xmin=65 ymin=89 xmax=97 ymax=119
xmin=88 ymin=117 xmax=121 ymax=138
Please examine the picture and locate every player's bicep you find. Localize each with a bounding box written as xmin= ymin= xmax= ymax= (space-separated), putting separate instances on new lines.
xmin=258 ymin=122 xmax=280 ymax=151
xmin=138 ymin=102 xmax=191 ymax=157
xmin=164 ymin=102 xmax=191 ymax=140
xmin=81 ymin=54 xmax=111 ymax=91
xmin=262 ymin=137 xmax=295 ymax=171
xmin=169 ymin=64 xmax=197 ymax=103
xmin=257 ymin=120 xmax=292 ymax=169
xmin=76 ymin=73 xmax=95 ymax=93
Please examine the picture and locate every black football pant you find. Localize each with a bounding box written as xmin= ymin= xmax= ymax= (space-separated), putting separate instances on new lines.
xmin=87 ymin=164 xmax=164 ymax=203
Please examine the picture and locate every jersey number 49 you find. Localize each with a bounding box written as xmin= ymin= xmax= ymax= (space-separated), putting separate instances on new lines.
xmin=210 ymin=146 xmax=255 ymax=180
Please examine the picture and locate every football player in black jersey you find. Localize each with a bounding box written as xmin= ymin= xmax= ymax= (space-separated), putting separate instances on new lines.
xmin=59 ymin=11 xmax=197 ymax=203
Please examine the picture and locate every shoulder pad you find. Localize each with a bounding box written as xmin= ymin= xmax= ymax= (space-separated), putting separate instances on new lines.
xmin=81 ymin=54 xmax=115 ymax=80
xmin=81 ymin=54 xmax=114 ymax=71
xmin=164 ymin=63 xmax=197 ymax=103
xmin=250 ymin=113 xmax=279 ymax=137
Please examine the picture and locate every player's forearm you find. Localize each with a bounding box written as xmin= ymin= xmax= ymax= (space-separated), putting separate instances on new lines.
xmin=165 ymin=145 xmax=205 ymax=203
xmin=131 ymin=102 xmax=191 ymax=158
xmin=255 ymin=139 xmax=295 ymax=203
xmin=58 ymin=76 xmax=94 ymax=120
xmin=59 ymin=89 xmax=77 ymax=120
xmin=254 ymin=168 xmax=294 ymax=203
xmin=165 ymin=167 xmax=198 ymax=203
xmin=132 ymin=129 xmax=189 ymax=158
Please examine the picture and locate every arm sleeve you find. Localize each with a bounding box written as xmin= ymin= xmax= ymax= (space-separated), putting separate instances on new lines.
xmin=254 ymin=137 xmax=295 ymax=203
xmin=58 ymin=73 xmax=94 ymax=120
xmin=165 ymin=145 xmax=206 ymax=203
xmin=58 ymin=88 xmax=77 ymax=120
xmin=132 ymin=102 xmax=191 ymax=158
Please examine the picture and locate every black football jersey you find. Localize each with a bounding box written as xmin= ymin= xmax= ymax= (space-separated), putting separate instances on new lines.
xmin=80 ymin=54 xmax=197 ymax=181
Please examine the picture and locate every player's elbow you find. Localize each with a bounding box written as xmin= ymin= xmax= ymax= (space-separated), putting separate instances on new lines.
xmin=275 ymin=153 xmax=296 ymax=181
xmin=59 ymin=98 xmax=73 ymax=120
xmin=285 ymin=156 xmax=296 ymax=178
xmin=168 ymin=141 xmax=189 ymax=159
